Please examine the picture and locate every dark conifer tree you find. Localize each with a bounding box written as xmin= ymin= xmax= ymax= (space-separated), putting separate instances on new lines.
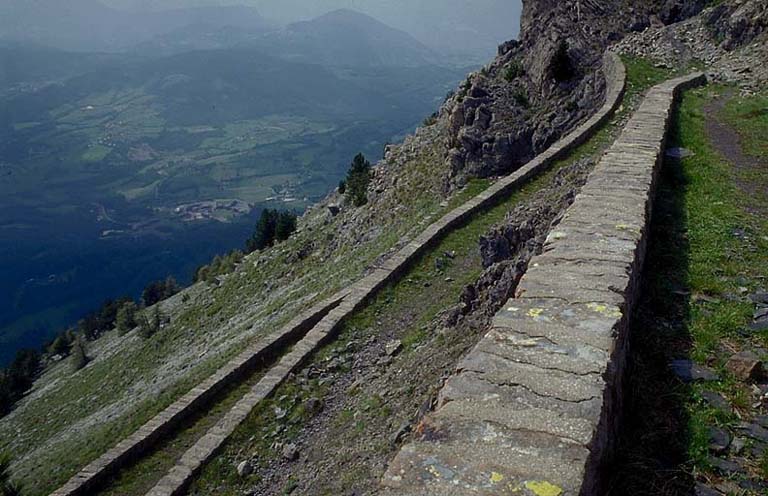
xmin=345 ymin=153 xmax=372 ymax=207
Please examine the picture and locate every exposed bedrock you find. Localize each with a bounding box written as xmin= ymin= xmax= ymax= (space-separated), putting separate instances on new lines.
xmin=439 ymin=0 xmax=707 ymax=191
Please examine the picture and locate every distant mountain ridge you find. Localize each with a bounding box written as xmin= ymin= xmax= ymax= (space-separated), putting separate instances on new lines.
xmin=0 ymin=1 xmax=445 ymax=68
xmin=255 ymin=9 xmax=440 ymax=67
xmin=251 ymin=0 xmax=522 ymax=61
xmin=8 ymin=0 xmax=522 ymax=63
xmin=129 ymin=8 xmax=444 ymax=68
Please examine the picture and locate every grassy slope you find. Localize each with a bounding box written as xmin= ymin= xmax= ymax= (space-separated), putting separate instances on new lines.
xmin=0 ymin=126 xmax=450 ymax=495
xmin=682 ymin=88 xmax=768 ymax=485
xmin=675 ymin=87 xmax=768 ymax=477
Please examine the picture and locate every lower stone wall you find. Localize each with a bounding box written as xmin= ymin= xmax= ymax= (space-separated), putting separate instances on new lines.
xmin=381 ymin=72 xmax=706 ymax=496
xmin=48 ymin=292 xmax=348 ymax=496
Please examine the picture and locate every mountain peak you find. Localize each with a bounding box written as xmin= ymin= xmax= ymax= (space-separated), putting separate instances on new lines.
xmin=278 ymin=8 xmax=439 ymax=67
xmin=313 ymin=8 xmax=382 ymax=24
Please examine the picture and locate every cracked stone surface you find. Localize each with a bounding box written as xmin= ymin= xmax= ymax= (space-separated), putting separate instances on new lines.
xmin=381 ymin=70 xmax=706 ymax=495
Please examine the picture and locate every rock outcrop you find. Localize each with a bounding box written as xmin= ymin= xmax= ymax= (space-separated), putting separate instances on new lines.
xmin=706 ymin=0 xmax=768 ymax=49
xmin=615 ymin=0 xmax=768 ymax=92
xmin=434 ymin=0 xmax=707 ymax=191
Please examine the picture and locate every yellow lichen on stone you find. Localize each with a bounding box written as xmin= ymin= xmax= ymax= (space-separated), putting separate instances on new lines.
xmin=527 ymin=308 xmax=544 ymax=318
xmin=587 ymin=302 xmax=607 ymax=313
xmin=587 ymin=302 xmax=622 ymax=318
xmin=426 ymin=466 xmax=442 ymax=479
xmin=524 ymin=480 xmax=563 ymax=496
xmin=490 ymin=472 xmax=505 ymax=484
xmin=615 ymin=223 xmax=638 ymax=231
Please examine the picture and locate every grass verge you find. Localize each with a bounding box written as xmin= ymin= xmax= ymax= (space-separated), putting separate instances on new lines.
xmin=607 ymin=85 xmax=768 ymax=493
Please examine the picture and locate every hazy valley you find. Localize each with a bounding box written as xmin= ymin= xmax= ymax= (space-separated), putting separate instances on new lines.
xmin=0 ymin=8 xmax=469 ymax=364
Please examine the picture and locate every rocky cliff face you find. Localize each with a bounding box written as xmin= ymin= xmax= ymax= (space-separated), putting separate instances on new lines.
xmin=706 ymin=0 xmax=768 ymax=49
xmin=435 ymin=0 xmax=707 ymax=190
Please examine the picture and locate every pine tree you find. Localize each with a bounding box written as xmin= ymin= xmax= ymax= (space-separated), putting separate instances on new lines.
xmin=345 ymin=153 xmax=372 ymax=207
xmin=163 ymin=276 xmax=179 ymax=299
xmin=275 ymin=211 xmax=297 ymax=242
xmin=141 ymin=280 xmax=164 ymax=307
xmin=70 ymin=337 xmax=88 ymax=372
xmin=49 ymin=333 xmax=71 ymax=357
xmin=141 ymin=278 xmax=179 ymax=307
xmin=246 ymin=209 xmax=278 ymax=252
xmin=137 ymin=307 xmax=162 ymax=339
xmin=0 ymin=374 xmax=12 ymax=418
xmin=116 ymin=302 xmax=138 ymax=336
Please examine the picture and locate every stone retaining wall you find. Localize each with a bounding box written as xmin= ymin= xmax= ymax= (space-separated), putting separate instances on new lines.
xmin=50 ymin=53 xmax=627 ymax=496
xmin=49 ymin=293 xmax=348 ymax=496
xmin=381 ymin=71 xmax=706 ymax=496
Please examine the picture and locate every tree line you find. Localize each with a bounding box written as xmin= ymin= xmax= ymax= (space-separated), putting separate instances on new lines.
xmin=0 ymin=276 xmax=180 ymax=419
xmin=0 ymin=152 xmax=374 ymax=421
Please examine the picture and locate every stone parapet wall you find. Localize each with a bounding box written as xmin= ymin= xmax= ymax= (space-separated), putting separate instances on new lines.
xmin=380 ymin=71 xmax=705 ymax=496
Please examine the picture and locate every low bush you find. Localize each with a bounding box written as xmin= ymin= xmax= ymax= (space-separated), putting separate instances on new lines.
xmin=504 ymin=60 xmax=524 ymax=82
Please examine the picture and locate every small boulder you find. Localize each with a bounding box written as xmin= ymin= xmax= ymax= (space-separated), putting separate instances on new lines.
xmin=725 ymin=351 xmax=764 ymax=382
xmin=749 ymin=319 xmax=768 ymax=332
xmin=274 ymin=406 xmax=288 ymax=420
xmin=665 ymin=147 xmax=694 ymax=159
xmin=694 ymin=483 xmax=721 ymax=496
xmin=707 ymin=426 xmax=731 ymax=454
xmin=385 ymin=339 xmax=402 ymax=357
xmin=749 ymin=291 xmax=768 ymax=305
xmin=305 ymin=397 xmax=323 ymax=415
xmin=707 ymin=456 xmax=744 ymax=475
xmin=236 ymin=460 xmax=253 ymax=477
xmin=730 ymin=437 xmax=746 ymax=455
xmin=701 ymin=390 xmax=731 ymax=412
xmin=755 ymin=415 xmax=768 ymax=428
xmin=390 ymin=422 xmax=411 ymax=445
xmin=739 ymin=479 xmax=768 ymax=492
xmin=282 ymin=443 xmax=299 ymax=461
xmin=737 ymin=422 xmax=768 ymax=443
xmin=670 ymin=359 xmax=719 ymax=382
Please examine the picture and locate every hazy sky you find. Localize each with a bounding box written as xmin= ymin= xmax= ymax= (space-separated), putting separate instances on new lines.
xmin=0 ymin=0 xmax=521 ymax=60
xmin=101 ymin=0 xmax=523 ymax=56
